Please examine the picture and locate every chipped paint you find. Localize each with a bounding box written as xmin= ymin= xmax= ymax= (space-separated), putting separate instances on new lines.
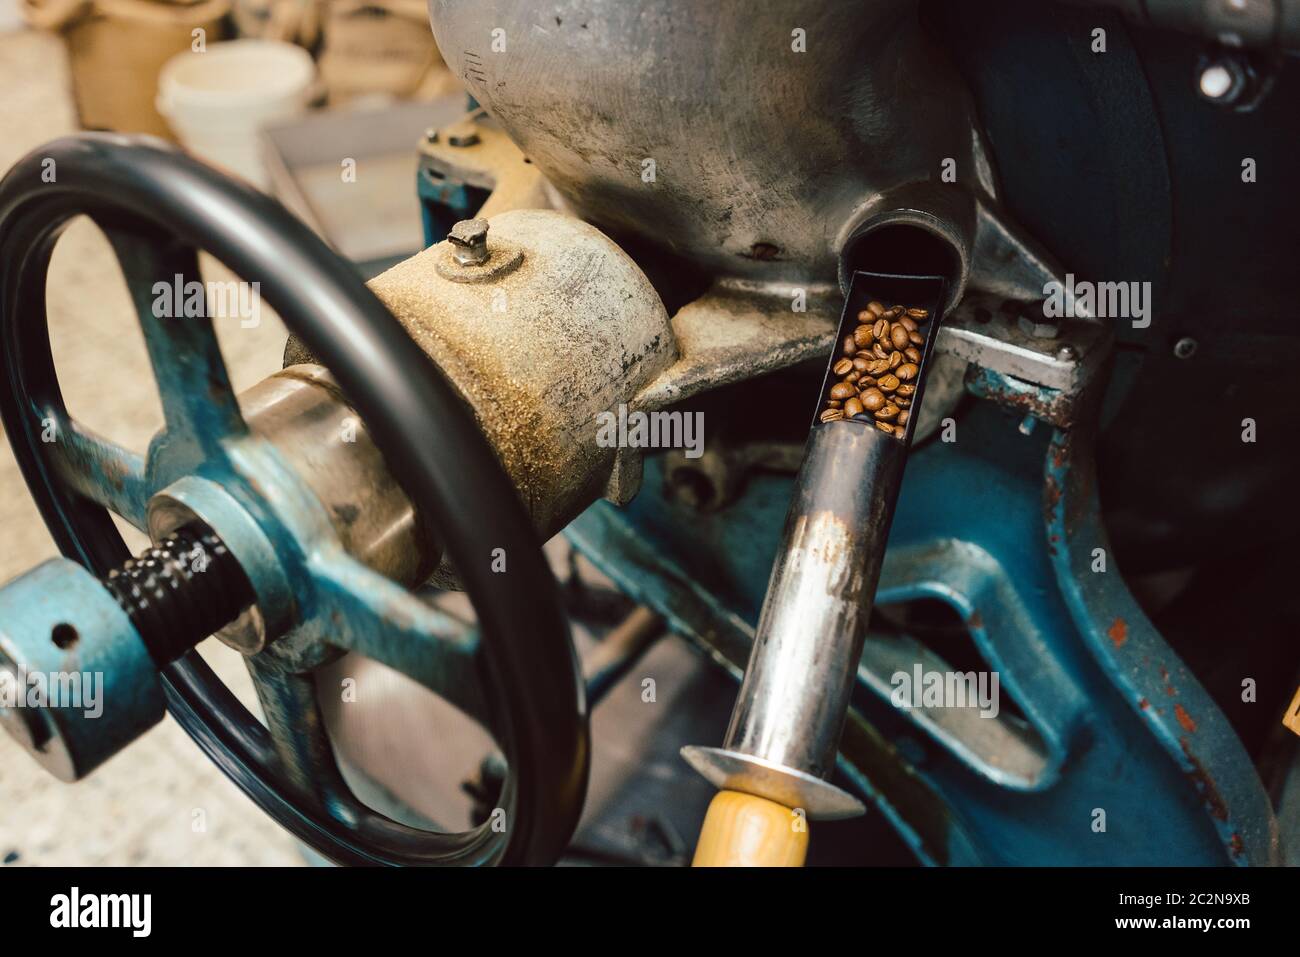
xmin=1107 ymin=617 xmax=1127 ymax=649
xmin=1179 ymin=737 xmax=1229 ymax=822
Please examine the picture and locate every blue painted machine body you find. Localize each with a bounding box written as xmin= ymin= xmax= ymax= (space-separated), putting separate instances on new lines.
xmin=567 ymin=399 xmax=1277 ymax=865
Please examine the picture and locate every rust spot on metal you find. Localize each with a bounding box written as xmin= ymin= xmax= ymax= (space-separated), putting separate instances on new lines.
xmin=1043 ymin=475 xmax=1062 ymax=518
xmin=1138 ymin=697 xmax=1149 ymax=710
xmin=1158 ymin=665 xmax=1178 ymax=697
xmin=1179 ymin=737 xmax=1229 ymax=821
xmin=1174 ymin=703 xmax=1197 ymax=733
xmin=1107 ymin=617 xmax=1127 ymax=648
xmin=97 ymin=454 xmax=128 ymax=492
xmin=1228 ymin=833 xmax=1244 ymax=859
xmin=967 ymin=610 xmax=982 ymax=630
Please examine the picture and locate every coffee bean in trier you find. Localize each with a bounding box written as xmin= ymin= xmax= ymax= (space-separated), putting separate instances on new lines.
xmin=820 ymin=301 xmax=932 ymax=439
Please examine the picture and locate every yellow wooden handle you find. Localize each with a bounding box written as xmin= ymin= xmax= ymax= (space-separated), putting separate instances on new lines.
xmin=691 ymin=790 xmax=809 ymax=867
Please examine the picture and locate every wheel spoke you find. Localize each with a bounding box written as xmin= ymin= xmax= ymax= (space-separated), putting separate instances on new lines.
xmin=39 ymin=410 xmax=150 ymax=530
xmin=103 ymin=223 xmax=246 ymax=462
xmin=245 ymin=655 xmax=353 ymax=813
xmin=309 ymin=554 xmax=488 ymax=725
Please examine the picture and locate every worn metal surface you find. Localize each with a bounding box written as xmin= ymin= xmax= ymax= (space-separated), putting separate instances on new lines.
xmin=685 ymin=423 xmax=904 ymax=819
xmin=631 ymin=283 xmax=840 ymax=412
xmin=569 ymin=389 xmax=1280 ymax=863
xmin=357 ymin=209 xmax=675 ymax=541
xmin=566 ymin=484 xmax=968 ymax=863
xmin=940 ymin=291 xmax=1109 ymax=395
xmin=684 ymin=271 xmax=949 ymax=817
xmin=418 ymin=113 xmax=552 ymax=225
xmin=240 ymin=367 xmax=434 ymax=586
xmin=429 ymin=0 xmax=986 ymax=300
xmin=0 ymin=559 xmax=164 ymax=782
xmin=1044 ymin=420 xmax=1281 ymax=865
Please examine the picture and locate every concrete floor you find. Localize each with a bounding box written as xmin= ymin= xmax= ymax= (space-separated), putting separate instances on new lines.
xmin=0 ymin=27 xmax=302 ymax=866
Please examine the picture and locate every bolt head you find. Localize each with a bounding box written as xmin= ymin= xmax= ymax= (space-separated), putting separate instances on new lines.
xmin=1173 ymin=336 xmax=1198 ymax=359
xmin=447 ymin=218 xmax=490 ymax=266
xmin=1197 ymin=58 xmax=1247 ymax=104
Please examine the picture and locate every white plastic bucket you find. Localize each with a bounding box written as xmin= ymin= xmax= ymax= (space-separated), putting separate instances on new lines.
xmin=157 ymin=39 xmax=316 ymax=188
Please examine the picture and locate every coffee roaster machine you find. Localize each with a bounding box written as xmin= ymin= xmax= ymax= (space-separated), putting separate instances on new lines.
xmin=0 ymin=0 xmax=1297 ymax=865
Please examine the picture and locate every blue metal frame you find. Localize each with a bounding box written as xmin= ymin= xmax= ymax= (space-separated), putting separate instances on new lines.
xmin=567 ymin=398 xmax=1278 ymax=865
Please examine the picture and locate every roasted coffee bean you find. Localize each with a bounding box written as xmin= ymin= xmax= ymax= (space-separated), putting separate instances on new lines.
xmin=827 ymin=299 xmax=932 ymax=437
xmin=860 ymin=388 xmax=886 ymax=411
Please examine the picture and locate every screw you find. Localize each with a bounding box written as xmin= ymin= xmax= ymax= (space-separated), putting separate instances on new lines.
xmin=1056 ymin=344 xmax=1079 ymax=362
xmin=423 ymin=127 xmax=438 ymax=144
xmin=102 ymin=526 xmax=254 ymax=667
xmin=1197 ymin=56 xmax=1249 ymax=106
xmin=448 ymin=219 xmax=490 ymax=266
xmin=1173 ymin=336 xmax=1198 ymax=359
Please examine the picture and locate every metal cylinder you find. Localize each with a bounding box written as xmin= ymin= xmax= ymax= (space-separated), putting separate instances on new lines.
xmin=723 ymin=420 xmax=906 ymax=778
xmin=240 ymin=365 xmax=436 ymax=585
xmin=0 ymin=559 xmax=166 ymax=782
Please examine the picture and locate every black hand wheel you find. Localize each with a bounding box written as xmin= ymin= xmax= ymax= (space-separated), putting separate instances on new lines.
xmin=0 ymin=133 xmax=589 ymax=865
